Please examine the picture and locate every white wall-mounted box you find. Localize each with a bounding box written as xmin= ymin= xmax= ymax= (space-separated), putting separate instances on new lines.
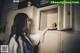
xmin=37 ymin=4 xmax=72 ymax=31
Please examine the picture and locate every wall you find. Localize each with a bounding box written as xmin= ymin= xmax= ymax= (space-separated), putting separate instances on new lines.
xmin=0 ymin=0 xmax=4 ymax=26
xmin=40 ymin=12 xmax=47 ymax=30
xmin=47 ymin=13 xmax=58 ymax=27
xmin=1 ymin=0 xmax=18 ymax=30
xmin=73 ymin=5 xmax=80 ymax=32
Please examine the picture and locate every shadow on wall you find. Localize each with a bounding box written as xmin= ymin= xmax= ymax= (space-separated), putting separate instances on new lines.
xmin=67 ymin=34 xmax=80 ymax=53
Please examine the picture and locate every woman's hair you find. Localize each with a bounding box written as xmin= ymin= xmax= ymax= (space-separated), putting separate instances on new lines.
xmin=8 ymin=13 xmax=33 ymax=53
xmin=9 ymin=13 xmax=31 ymax=42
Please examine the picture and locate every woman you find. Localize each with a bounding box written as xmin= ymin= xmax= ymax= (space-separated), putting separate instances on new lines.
xmin=8 ymin=13 xmax=55 ymax=53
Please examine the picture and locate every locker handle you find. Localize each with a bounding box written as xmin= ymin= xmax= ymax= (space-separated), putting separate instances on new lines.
xmin=62 ymin=40 xmax=64 ymax=53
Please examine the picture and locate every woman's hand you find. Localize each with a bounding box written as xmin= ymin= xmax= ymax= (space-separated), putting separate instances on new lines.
xmin=42 ymin=23 xmax=57 ymax=36
xmin=47 ymin=23 xmax=57 ymax=30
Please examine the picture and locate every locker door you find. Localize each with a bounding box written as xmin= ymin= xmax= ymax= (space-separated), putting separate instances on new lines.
xmin=38 ymin=31 xmax=60 ymax=53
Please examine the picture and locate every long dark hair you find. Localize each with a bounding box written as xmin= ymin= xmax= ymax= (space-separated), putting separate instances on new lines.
xmin=9 ymin=13 xmax=30 ymax=42
xmin=9 ymin=13 xmax=33 ymax=53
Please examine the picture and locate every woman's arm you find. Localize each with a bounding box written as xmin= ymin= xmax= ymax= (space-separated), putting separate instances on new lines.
xmin=23 ymin=23 xmax=56 ymax=46
xmin=41 ymin=25 xmax=56 ymax=36
xmin=29 ymin=25 xmax=56 ymax=45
